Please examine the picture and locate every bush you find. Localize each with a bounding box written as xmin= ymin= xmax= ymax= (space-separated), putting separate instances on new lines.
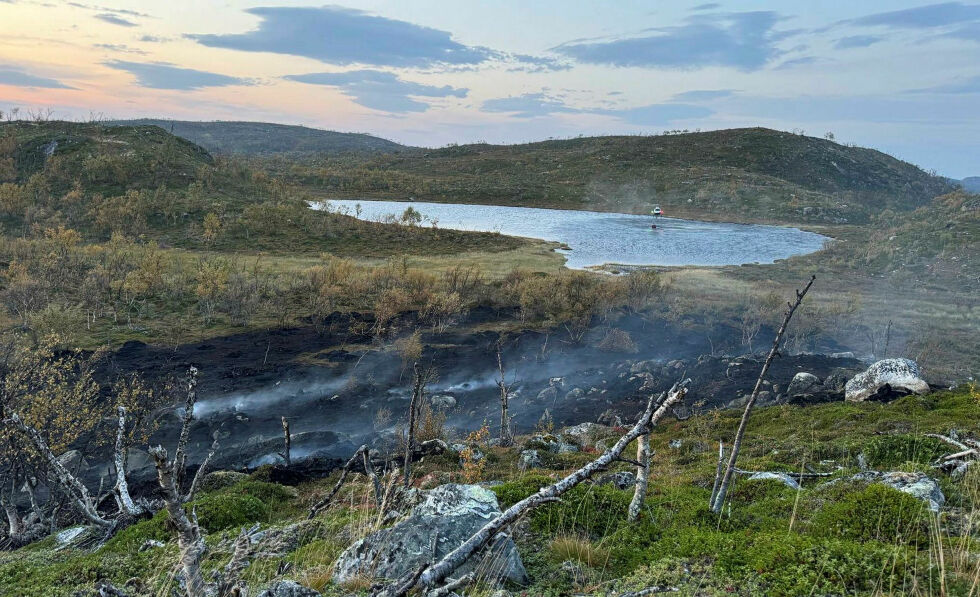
xmin=194 ymin=493 xmax=269 ymax=532
xmin=862 ymin=434 xmax=949 ymax=469
xmin=809 ymin=483 xmax=929 ymax=544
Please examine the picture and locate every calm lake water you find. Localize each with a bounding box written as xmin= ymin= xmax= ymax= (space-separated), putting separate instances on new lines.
xmin=316 ymin=199 xmax=828 ymax=269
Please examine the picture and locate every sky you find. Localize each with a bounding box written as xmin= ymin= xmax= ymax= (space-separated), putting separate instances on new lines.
xmin=0 ymin=1 xmax=978 ymax=177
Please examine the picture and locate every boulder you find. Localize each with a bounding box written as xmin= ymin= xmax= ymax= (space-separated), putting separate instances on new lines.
xmin=519 ymin=449 xmax=542 ymax=470
xmin=332 ymin=484 xmax=527 ymax=586
xmin=823 ymin=368 xmax=852 ymax=394
xmin=536 ymin=386 xmax=558 ymax=402
xmin=562 ymin=422 xmax=609 ymax=448
xmin=524 ymin=434 xmax=577 ymax=454
xmin=597 ymin=409 xmax=623 ymax=427
xmin=787 ymin=372 xmax=823 ymax=397
xmin=853 ymin=471 xmax=945 ymax=512
xmin=430 ymin=394 xmax=457 ymax=410
xmin=596 ymin=471 xmax=636 ymax=490
xmin=845 ymin=359 xmax=929 ymax=402
xmin=564 ymin=388 xmax=585 ymax=401
xmin=256 ymin=580 xmax=320 ymax=597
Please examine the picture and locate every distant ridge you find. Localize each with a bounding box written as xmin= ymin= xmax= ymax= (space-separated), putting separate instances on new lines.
xmin=108 ymin=119 xmax=408 ymax=155
xmin=960 ymin=176 xmax=980 ymax=192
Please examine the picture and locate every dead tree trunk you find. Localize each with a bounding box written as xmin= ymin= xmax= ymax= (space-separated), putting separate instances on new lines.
xmin=3 ymin=412 xmax=112 ymax=528
xmin=281 ymin=417 xmax=291 ymax=467
xmin=709 ymin=441 xmax=724 ymax=507
xmin=404 ymin=363 xmax=424 ymax=487
xmin=496 ymin=346 xmax=513 ymax=447
xmin=309 ymin=445 xmax=370 ymax=519
xmin=710 ymin=276 xmax=815 ymax=514
xmin=628 ymin=431 xmax=650 ymax=522
xmin=374 ymin=379 xmax=691 ymax=597
xmin=149 ymin=367 xmax=226 ymax=597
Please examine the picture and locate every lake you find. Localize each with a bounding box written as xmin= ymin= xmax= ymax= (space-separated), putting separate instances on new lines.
xmin=315 ymin=199 xmax=828 ymax=269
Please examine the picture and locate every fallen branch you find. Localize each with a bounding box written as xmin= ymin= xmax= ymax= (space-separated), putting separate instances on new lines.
xmin=308 ymin=445 xmax=370 ymax=519
xmin=711 ymin=275 xmax=815 ymax=513
xmin=371 ymin=378 xmax=691 ymax=597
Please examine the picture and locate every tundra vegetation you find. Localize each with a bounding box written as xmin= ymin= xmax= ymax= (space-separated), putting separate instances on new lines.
xmin=0 ymin=118 xmax=978 ymax=596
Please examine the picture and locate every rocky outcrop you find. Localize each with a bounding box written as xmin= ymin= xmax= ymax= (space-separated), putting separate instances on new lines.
xmin=845 ymin=359 xmax=929 ymax=402
xmin=519 ymin=449 xmax=542 ymax=470
xmin=787 ymin=372 xmax=823 ymax=397
xmin=332 ymin=484 xmax=527 ymax=586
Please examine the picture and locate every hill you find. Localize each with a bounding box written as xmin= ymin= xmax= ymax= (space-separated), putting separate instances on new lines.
xmin=960 ymin=176 xmax=980 ymax=192
xmin=278 ymin=128 xmax=954 ymax=225
xmin=108 ymin=119 xmax=408 ymax=155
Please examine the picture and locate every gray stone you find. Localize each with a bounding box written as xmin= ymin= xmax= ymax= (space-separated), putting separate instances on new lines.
xmin=845 ymin=359 xmax=929 ymax=402
xmin=256 ymin=580 xmax=320 ymax=597
xmin=747 ymin=472 xmax=800 ymax=490
xmin=787 ymin=372 xmax=823 ymax=397
xmin=430 ymin=394 xmax=457 ymax=410
xmin=564 ymin=387 xmax=585 ymax=401
xmin=519 ymin=449 xmax=542 ymax=470
xmin=536 ymin=386 xmax=558 ymax=402
xmin=562 ymin=422 xmax=609 ymax=448
xmin=823 ymin=368 xmax=852 ymax=394
xmin=332 ymin=484 xmax=527 ymax=586
xmin=596 ymin=471 xmax=637 ymax=490
xmin=853 ymin=471 xmax=945 ymax=512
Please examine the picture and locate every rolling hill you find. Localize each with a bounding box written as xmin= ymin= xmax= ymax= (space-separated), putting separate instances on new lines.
xmin=279 ymin=127 xmax=954 ymax=225
xmin=108 ymin=119 xmax=408 ymax=155
xmin=960 ymin=176 xmax=980 ymax=192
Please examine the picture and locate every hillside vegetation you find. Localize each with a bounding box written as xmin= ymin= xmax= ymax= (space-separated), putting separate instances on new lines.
xmin=277 ymin=128 xmax=952 ymax=225
xmin=108 ymin=120 xmax=407 ymax=155
xmin=4 ymin=386 xmax=980 ymax=596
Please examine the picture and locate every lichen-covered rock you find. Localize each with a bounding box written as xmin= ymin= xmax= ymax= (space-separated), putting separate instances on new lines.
xmin=845 ymin=359 xmax=929 ymax=402
xmin=562 ymin=422 xmax=609 ymax=448
xmin=787 ymin=372 xmax=823 ymax=397
xmin=536 ymin=385 xmax=558 ymax=402
xmin=853 ymin=471 xmax=945 ymax=511
xmin=519 ymin=449 xmax=542 ymax=470
xmin=596 ymin=471 xmax=637 ymax=490
xmin=332 ymin=484 xmax=527 ymax=586
xmin=255 ymin=580 xmax=320 ymax=597
xmin=430 ymin=394 xmax=457 ymax=410
xmin=564 ymin=387 xmax=585 ymax=401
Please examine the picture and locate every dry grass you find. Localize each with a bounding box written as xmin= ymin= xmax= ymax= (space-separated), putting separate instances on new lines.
xmin=549 ymin=535 xmax=611 ymax=568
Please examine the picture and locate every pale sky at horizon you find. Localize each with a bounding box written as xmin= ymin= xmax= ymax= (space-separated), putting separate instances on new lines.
xmin=1 ymin=1 xmax=978 ymax=177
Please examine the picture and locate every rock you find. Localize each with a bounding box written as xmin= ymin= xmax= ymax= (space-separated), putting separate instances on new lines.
xmin=829 ymin=351 xmax=855 ymax=359
xmin=823 ymin=368 xmax=852 ymax=394
xmin=124 ymin=448 xmax=154 ymax=474
xmin=845 ymin=359 xmax=929 ymax=402
xmin=256 ymin=580 xmax=320 ymax=597
xmin=562 ymin=422 xmax=609 ymax=448
xmin=56 ymin=450 xmax=84 ymax=473
xmin=332 ymin=484 xmax=527 ymax=586
xmin=629 ymin=360 xmax=658 ymax=374
xmin=668 ymin=439 xmax=683 ymax=449
xmin=564 ymin=388 xmax=585 ymax=401
xmin=561 ymin=560 xmax=587 ymax=585
xmin=787 ymin=372 xmax=823 ymax=397
xmin=854 ymin=471 xmax=945 ymax=511
xmin=430 ymin=394 xmax=457 ymax=410
xmin=747 ymin=472 xmax=800 ymax=490
xmin=140 ymin=539 xmax=165 ymax=551
xmin=597 ymin=409 xmax=623 ymax=427
xmin=596 ymin=471 xmax=636 ymax=489
xmin=519 ymin=449 xmax=542 ymax=470
xmin=536 ymin=386 xmax=558 ymax=402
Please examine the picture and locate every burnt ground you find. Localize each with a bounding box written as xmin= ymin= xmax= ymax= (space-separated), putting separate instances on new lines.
xmin=82 ymin=307 xmax=867 ymax=493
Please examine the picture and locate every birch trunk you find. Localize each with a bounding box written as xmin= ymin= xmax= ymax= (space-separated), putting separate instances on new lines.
xmin=627 ymin=431 xmax=650 ymax=522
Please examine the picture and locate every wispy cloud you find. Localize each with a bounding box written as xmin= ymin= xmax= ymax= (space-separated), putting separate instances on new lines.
xmin=910 ymin=75 xmax=980 ymax=94
xmin=834 ymin=35 xmax=883 ymax=49
xmin=552 ymin=10 xmax=793 ymax=71
xmin=94 ymin=12 xmax=137 ymax=27
xmin=481 ymin=92 xmax=712 ymax=125
xmin=0 ymin=65 xmax=75 ymax=89
xmin=841 ymin=2 xmax=980 ymax=43
xmin=103 ymin=60 xmax=250 ymax=90
xmin=94 ymin=43 xmax=147 ymax=55
xmin=285 ymin=69 xmax=467 ymax=113
xmin=671 ymin=89 xmax=736 ymax=101
xmin=190 ymin=6 xmax=496 ymax=68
